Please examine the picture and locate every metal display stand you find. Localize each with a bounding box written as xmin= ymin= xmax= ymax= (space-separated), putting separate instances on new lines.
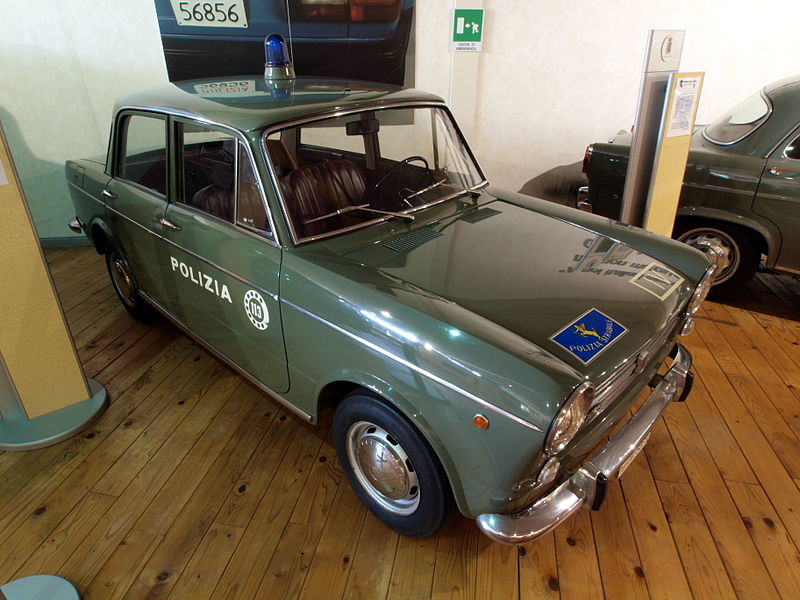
xmin=0 ymin=575 xmax=80 ymax=600
xmin=0 ymin=122 xmax=108 ymax=450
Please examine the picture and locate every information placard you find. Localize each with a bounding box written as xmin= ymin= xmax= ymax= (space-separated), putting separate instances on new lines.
xmin=451 ymin=9 xmax=484 ymax=52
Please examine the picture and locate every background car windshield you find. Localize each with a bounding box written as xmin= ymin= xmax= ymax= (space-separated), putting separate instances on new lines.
xmin=704 ymin=90 xmax=771 ymax=144
xmin=265 ymin=106 xmax=484 ymax=241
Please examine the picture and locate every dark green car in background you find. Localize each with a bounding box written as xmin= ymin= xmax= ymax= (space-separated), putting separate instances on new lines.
xmin=582 ymin=76 xmax=800 ymax=294
xmin=65 ymin=73 xmax=714 ymax=544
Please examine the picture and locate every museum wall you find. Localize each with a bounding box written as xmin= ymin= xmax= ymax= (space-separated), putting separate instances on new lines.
xmin=0 ymin=0 xmax=168 ymax=240
xmin=1 ymin=0 xmax=797 ymax=240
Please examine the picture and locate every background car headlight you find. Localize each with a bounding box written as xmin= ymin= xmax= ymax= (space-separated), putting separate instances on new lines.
xmin=686 ymin=264 xmax=717 ymax=316
xmin=544 ymin=382 xmax=594 ymax=455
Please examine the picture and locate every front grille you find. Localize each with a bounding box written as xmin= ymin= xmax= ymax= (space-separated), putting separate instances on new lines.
xmin=585 ymin=312 xmax=682 ymax=422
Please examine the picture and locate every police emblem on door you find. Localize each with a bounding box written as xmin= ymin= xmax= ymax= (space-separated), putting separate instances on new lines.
xmin=244 ymin=290 xmax=270 ymax=330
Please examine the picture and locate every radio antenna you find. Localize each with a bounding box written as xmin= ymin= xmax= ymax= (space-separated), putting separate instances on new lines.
xmin=284 ymin=0 xmax=295 ymax=63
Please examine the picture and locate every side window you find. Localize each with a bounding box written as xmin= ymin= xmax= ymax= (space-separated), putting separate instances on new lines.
xmin=784 ymin=132 xmax=800 ymax=160
xmin=119 ymin=114 xmax=167 ymax=195
xmin=179 ymin=122 xmax=236 ymax=222
xmin=237 ymin=143 xmax=271 ymax=234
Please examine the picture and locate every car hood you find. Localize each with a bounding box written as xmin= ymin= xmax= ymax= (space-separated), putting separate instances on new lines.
xmin=342 ymin=197 xmax=693 ymax=379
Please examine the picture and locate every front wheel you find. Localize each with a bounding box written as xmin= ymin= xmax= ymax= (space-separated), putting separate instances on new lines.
xmin=674 ymin=219 xmax=758 ymax=297
xmin=333 ymin=390 xmax=452 ymax=538
xmin=105 ymin=248 xmax=158 ymax=322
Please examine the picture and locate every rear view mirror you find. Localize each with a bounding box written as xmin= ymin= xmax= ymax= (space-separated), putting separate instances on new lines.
xmin=346 ymin=118 xmax=380 ymax=136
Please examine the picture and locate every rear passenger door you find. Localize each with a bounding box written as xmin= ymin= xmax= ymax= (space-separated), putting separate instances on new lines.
xmin=105 ymin=111 xmax=173 ymax=305
xmin=162 ymin=118 xmax=289 ymax=393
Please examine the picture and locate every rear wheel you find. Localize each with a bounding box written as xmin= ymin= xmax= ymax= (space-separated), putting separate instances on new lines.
xmin=105 ymin=248 xmax=158 ymax=322
xmin=333 ymin=390 xmax=452 ymax=538
xmin=675 ymin=219 xmax=758 ymax=297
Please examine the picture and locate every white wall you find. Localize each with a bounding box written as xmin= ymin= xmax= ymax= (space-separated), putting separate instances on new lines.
xmin=414 ymin=0 xmax=800 ymax=192
xmin=1 ymin=0 xmax=798 ymax=237
xmin=0 ymin=0 xmax=167 ymax=238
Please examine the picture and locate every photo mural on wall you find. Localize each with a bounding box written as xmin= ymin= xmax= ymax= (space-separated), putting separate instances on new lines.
xmin=153 ymin=0 xmax=415 ymax=85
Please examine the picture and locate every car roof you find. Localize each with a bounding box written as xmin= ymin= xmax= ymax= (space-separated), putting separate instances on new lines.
xmin=115 ymin=76 xmax=444 ymax=132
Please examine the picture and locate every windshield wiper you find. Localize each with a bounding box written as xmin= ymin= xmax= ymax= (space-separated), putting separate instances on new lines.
xmin=401 ymin=178 xmax=448 ymax=205
xmin=304 ymin=203 xmax=415 ymax=225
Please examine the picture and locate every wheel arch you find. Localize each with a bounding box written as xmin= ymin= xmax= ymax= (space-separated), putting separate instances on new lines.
xmin=674 ymin=208 xmax=777 ymax=264
xmin=88 ymin=218 xmax=114 ymax=255
xmin=314 ymin=371 xmax=468 ymax=515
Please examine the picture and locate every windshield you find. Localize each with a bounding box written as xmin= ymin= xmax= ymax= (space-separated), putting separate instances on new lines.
xmin=264 ymin=105 xmax=485 ymax=242
xmin=704 ymin=90 xmax=772 ymax=144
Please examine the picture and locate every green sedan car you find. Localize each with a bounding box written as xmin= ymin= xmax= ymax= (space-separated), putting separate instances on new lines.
xmin=581 ymin=76 xmax=800 ymax=294
xmin=65 ymin=59 xmax=714 ymax=543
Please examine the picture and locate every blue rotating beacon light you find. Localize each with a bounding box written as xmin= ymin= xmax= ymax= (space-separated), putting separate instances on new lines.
xmin=264 ymin=34 xmax=295 ymax=81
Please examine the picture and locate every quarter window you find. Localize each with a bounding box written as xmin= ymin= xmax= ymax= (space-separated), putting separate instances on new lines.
xmin=237 ymin=142 xmax=270 ymax=233
xmin=119 ymin=114 xmax=167 ymax=195
xmin=785 ymin=133 xmax=800 ymax=161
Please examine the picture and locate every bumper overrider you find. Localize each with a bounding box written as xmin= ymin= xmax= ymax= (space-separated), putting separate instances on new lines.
xmin=477 ymin=343 xmax=692 ymax=544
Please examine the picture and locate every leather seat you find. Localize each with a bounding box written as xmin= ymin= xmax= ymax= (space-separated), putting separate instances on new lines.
xmin=281 ymin=159 xmax=365 ymax=237
xmin=192 ymin=184 xmax=234 ymax=221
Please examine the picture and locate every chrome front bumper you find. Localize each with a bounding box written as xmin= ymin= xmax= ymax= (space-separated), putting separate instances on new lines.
xmin=476 ymin=343 xmax=692 ymax=544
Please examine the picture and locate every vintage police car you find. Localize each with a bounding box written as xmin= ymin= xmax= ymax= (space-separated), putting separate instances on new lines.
xmin=66 ymin=38 xmax=714 ymax=543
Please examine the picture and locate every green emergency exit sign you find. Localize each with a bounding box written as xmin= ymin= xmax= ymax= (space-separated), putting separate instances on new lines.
xmin=451 ymin=9 xmax=484 ymax=52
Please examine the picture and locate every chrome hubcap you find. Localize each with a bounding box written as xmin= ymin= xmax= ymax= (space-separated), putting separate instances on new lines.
xmin=678 ymin=228 xmax=738 ymax=284
xmin=111 ymin=255 xmax=135 ymax=306
xmin=346 ymin=421 xmax=420 ymax=515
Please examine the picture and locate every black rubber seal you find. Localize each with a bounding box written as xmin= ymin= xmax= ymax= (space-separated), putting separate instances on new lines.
xmin=590 ymin=473 xmax=608 ymax=511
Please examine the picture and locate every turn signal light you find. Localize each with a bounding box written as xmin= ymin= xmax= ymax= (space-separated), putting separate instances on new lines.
xmin=472 ymin=414 xmax=490 ymax=430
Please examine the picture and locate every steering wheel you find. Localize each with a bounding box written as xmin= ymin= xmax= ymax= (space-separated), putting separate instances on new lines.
xmin=365 ymin=155 xmax=430 ymax=203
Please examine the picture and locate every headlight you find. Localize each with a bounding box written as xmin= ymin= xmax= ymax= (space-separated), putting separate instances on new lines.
xmin=686 ymin=264 xmax=717 ymax=316
xmin=544 ymin=382 xmax=594 ymax=455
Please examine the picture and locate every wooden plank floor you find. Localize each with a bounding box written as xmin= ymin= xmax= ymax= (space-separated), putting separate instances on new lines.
xmin=2 ymin=245 xmax=800 ymax=599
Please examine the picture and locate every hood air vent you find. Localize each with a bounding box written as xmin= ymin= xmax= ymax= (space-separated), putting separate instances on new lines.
xmin=383 ymin=228 xmax=442 ymax=253
xmin=459 ymin=207 xmax=501 ymax=224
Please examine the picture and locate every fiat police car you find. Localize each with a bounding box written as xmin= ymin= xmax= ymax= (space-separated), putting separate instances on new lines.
xmin=66 ymin=36 xmax=714 ymax=543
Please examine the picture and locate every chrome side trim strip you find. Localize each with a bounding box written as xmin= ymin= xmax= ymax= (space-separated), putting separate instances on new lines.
xmin=281 ymin=298 xmax=544 ymax=433
xmin=139 ymin=291 xmax=311 ymax=422
xmin=104 ymin=203 xmax=279 ymax=302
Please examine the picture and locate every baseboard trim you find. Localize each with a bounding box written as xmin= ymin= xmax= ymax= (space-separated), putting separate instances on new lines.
xmin=40 ymin=236 xmax=90 ymax=248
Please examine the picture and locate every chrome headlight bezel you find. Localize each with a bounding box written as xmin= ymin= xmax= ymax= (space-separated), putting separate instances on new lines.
xmin=686 ymin=264 xmax=717 ymax=316
xmin=544 ymin=382 xmax=594 ymax=455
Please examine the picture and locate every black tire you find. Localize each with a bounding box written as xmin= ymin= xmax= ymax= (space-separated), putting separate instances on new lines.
xmin=333 ymin=390 xmax=452 ymax=538
xmin=674 ymin=219 xmax=758 ymax=297
xmin=105 ymin=247 xmax=159 ymax=322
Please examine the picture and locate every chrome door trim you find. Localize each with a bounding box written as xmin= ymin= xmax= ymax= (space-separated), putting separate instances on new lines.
xmin=281 ymin=298 xmax=544 ymax=433
xmin=139 ymin=291 xmax=311 ymax=423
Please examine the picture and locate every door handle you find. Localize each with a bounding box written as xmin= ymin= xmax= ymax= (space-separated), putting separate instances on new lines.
xmin=158 ymin=217 xmax=182 ymax=231
xmin=769 ymin=167 xmax=781 ymax=175
xmin=101 ymin=189 xmax=117 ymax=199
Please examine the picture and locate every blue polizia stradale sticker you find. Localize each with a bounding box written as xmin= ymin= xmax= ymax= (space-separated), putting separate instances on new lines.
xmin=550 ymin=308 xmax=627 ymax=364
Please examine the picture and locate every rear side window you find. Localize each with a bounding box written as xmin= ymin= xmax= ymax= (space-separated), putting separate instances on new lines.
xmin=704 ymin=90 xmax=771 ymax=145
xmin=118 ymin=114 xmax=167 ymax=195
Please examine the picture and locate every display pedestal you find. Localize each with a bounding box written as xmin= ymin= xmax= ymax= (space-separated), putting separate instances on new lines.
xmin=0 ymin=575 xmax=79 ymax=600
xmin=0 ymin=378 xmax=107 ymax=451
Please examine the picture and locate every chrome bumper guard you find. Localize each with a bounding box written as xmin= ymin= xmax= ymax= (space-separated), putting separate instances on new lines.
xmin=68 ymin=217 xmax=83 ymax=234
xmin=476 ymin=343 xmax=692 ymax=544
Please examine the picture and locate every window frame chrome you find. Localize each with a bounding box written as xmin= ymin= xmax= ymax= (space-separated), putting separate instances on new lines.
xmin=259 ymin=101 xmax=489 ymax=247
xmin=114 ymin=105 xmax=282 ymax=248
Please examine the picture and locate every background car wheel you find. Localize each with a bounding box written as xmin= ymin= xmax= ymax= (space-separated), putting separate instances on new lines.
xmin=105 ymin=248 xmax=158 ymax=322
xmin=674 ymin=219 xmax=758 ymax=297
xmin=333 ymin=390 xmax=452 ymax=538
